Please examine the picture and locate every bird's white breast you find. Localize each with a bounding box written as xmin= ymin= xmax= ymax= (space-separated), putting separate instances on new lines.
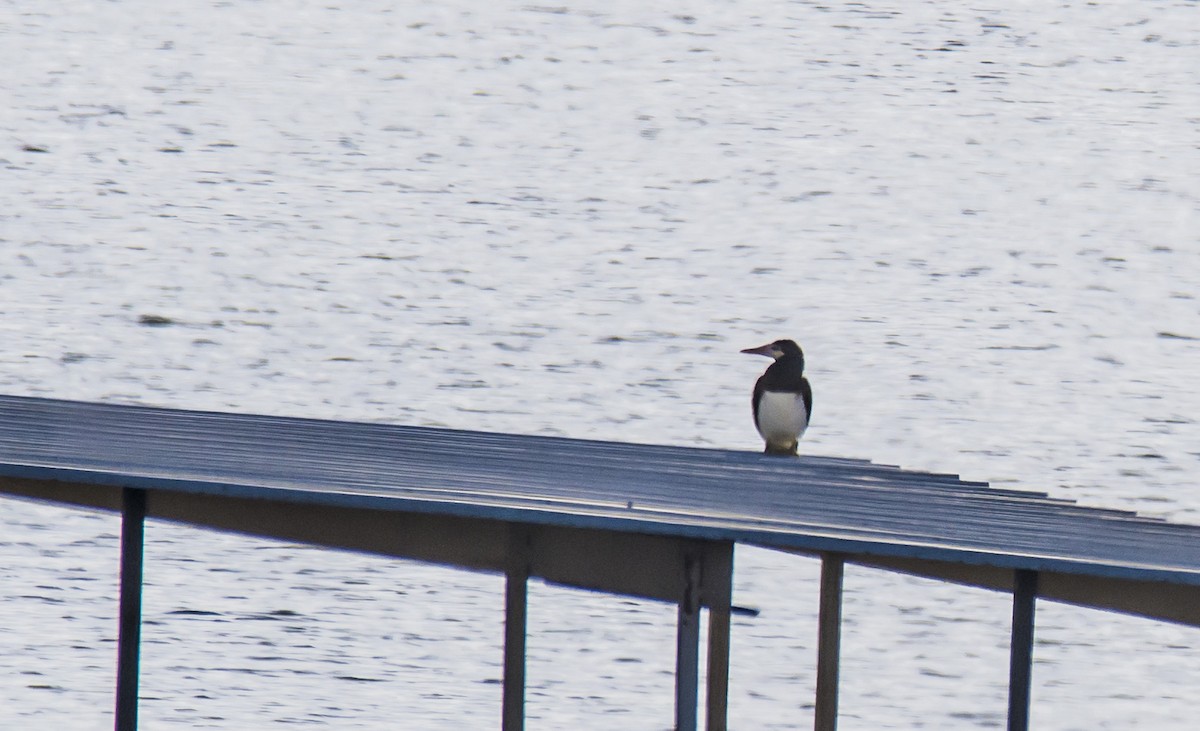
xmin=756 ymin=390 xmax=809 ymax=444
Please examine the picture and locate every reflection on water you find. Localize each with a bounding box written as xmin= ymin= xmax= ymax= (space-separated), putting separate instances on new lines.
xmin=2 ymin=0 xmax=1198 ymax=728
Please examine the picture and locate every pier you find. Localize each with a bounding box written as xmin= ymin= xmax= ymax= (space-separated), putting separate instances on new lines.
xmin=3 ymin=394 xmax=1200 ymax=730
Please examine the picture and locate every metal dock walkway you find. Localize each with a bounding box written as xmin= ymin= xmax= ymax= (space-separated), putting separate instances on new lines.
xmin=2 ymin=394 xmax=1199 ymax=730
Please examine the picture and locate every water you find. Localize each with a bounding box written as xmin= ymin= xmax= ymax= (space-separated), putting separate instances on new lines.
xmin=2 ymin=0 xmax=1198 ymax=728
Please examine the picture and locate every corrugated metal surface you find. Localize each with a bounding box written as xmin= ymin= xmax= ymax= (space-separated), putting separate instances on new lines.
xmin=2 ymin=394 xmax=1199 ymax=587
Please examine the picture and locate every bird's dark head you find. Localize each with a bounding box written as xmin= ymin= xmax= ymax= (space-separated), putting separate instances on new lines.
xmin=741 ymin=339 xmax=803 ymax=361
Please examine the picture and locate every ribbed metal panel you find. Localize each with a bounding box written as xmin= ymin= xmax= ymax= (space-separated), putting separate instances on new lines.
xmin=2 ymin=394 xmax=1199 ymax=588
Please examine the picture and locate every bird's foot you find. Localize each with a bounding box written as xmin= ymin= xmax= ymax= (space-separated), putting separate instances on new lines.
xmin=763 ymin=442 xmax=799 ymax=457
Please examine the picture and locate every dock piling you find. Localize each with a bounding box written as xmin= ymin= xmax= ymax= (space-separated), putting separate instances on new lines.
xmin=675 ymin=555 xmax=702 ymax=731
xmin=503 ymin=527 xmax=531 ymax=731
xmin=115 ymin=488 xmax=146 ymax=731
xmin=705 ymin=604 xmax=731 ymax=731
xmin=814 ymin=553 xmax=845 ymax=731
xmin=1008 ymin=569 xmax=1039 ymax=731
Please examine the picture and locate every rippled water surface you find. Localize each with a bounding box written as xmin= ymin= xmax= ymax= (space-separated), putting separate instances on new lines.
xmin=2 ymin=1 xmax=1198 ymax=728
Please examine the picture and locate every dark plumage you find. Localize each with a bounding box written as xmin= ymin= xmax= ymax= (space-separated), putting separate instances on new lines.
xmin=740 ymin=339 xmax=813 ymax=456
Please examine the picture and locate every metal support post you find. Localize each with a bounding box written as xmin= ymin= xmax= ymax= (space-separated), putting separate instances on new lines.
xmin=503 ymin=528 xmax=531 ymax=731
xmin=115 ymin=488 xmax=147 ymax=731
xmin=705 ymin=604 xmax=731 ymax=731
xmin=814 ymin=553 xmax=844 ymax=731
xmin=1008 ymin=569 xmax=1039 ymax=731
xmin=675 ymin=555 xmax=701 ymax=731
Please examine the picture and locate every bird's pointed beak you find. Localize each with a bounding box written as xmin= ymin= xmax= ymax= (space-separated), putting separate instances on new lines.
xmin=740 ymin=343 xmax=775 ymax=357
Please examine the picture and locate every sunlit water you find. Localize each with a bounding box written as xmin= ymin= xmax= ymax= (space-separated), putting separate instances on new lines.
xmin=2 ymin=1 xmax=1198 ymax=728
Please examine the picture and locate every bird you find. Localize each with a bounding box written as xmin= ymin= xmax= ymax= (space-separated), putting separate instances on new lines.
xmin=740 ymin=339 xmax=813 ymax=456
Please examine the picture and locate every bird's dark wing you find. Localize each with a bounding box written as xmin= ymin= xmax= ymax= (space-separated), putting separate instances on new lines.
xmin=751 ymin=375 xmax=766 ymax=424
xmin=800 ymin=377 xmax=813 ymax=421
